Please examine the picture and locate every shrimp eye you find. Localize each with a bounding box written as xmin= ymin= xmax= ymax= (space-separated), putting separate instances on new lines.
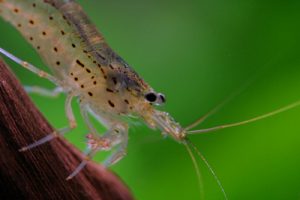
xmin=145 ymin=92 xmax=157 ymax=102
xmin=158 ymin=93 xmax=166 ymax=103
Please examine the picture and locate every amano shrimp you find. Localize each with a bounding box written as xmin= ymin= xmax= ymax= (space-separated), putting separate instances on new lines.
xmin=1 ymin=0 xmax=300 ymax=199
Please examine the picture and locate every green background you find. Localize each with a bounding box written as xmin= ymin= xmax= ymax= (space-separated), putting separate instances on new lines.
xmin=1 ymin=0 xmax=300 ymax=199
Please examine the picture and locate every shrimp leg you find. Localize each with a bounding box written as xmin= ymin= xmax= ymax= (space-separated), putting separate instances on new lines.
xmin=0 ymin=47 xmax=59 ymax=84
xmin=103 ymin=129 xmax=128 ymax=167
xmin=24 ymin=86 xmax=63 ymax=97
xmin=66 ymin=147 xmax=97 ymax=180
xmin=79 ymin=103 xmax=100 ymax=136
xmin=19 ymin=93 xmax=77 ymax=151
xmin=67 ymin=125 xmax=128 ymax=179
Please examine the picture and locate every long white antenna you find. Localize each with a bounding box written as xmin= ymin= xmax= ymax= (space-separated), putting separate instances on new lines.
xmin=184 ymin=141 xmax=204 ymax=200
xmin=187 ymin=140 xmax=228 ymax=200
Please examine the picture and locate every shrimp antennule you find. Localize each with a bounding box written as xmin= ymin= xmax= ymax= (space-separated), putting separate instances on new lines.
xmin=185 ymin=75 xmax=257 ymax=131
xmin=187 ymin=99 xmax=300 ymax=134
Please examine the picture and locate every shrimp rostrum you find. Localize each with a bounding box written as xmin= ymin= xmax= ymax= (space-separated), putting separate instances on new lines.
xmin=1 ymin=0 xmax=300 ymax=199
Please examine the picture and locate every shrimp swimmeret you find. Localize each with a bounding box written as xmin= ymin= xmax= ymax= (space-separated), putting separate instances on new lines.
xmin=0 ymin=0 xmax=300 ymax=199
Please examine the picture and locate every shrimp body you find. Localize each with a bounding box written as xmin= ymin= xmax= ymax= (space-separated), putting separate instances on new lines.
xmin=0 ymin=0 xmax=157 ymax=122
xmin=0 ymin=0 xmax=183 ymax=174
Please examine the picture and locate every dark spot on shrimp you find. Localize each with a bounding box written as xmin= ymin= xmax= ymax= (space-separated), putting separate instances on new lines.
xmin=13 ymin=8 xmax=19 ymax=13
xmin=86 ymin=68 xmax=91 ymax=73
xmin=61 ymin=30 xmax=65 ymax=35
xmin=29 ymin=20 xmax=34 ymax=25
xmin=91 ymin=76 xmax=95 ymax=79
xmin=49 ymin=16 xmax=53 ymax=20
xmin=108 ymin=100 xmax=115 ymax=108
xmin=76 ymin=60 xmax=84 ymax=68
xmin=96 ymin=52 xmax=106 ymax=60
xmin=29 ymin=37 xmax=33 ymax=41
xmin=100 ymin=68 xmax=105 ymax=74
xmin=42 ymin=31 xmax=47 ymax=36
xmin=17 ymin=23 xmax=21 ymax=28
xmin=124 ymin=99 xmax=129 ymax=104
xmin=72 ymin=43 xmax=76 ymax=48
xmin=109 ymin=64 xmax=114 ymax=69
xmin=99 ymin=68 xmax=107 ymax=79
xmin=70 ymin=72 xmax=74 ymax=76
xmin=93 ymin=61 xmax=97 ymax=64
xmin=54 ymin=47 xmax=58 ymax=52
xmin=81 ymin=84 xmax=84 ymax=88
xmin=37 ymin=46 xmax=40 ymax=50
xmin=62 ymin=15 xmax=70 ymax=25
xmin=106 ymin=88 xmax=114 ymax=93
xmin=32 ymin=3 xmax=36 ymax=7
xmin=74 ymin=77 xmax=78 ymax=81
xmin=112 ymin=77 xmax=117 ymax=85
xmin=93 ymin=81 xmax=97 ymax=85
xmin=88 ymin=92 xmax=93 ymax=97
xmin=56 ymin=61 xmax=60 ymax=66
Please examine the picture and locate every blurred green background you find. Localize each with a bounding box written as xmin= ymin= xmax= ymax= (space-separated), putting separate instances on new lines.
xmin=1 ymin=0 xmax=300 ymax=199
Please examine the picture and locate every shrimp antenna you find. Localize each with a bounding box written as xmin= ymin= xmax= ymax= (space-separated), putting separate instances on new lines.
xmin=185 ymin=71 xmax=259 ymax=131
xmin=188 ymin=99 xmax=300 ymax=134
xmin=184 ymin=140 xmax=204 ymax=200
xmin=186 ymin=139 xmax=228 ymax=200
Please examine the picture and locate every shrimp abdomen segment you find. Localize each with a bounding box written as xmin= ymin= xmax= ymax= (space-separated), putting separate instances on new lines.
xmin=0 ymin=1 xmax=98 ymax=82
